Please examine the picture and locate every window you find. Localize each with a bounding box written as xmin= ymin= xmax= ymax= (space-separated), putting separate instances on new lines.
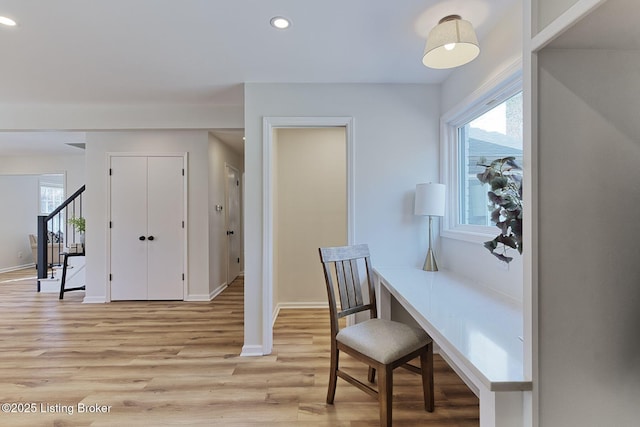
xmin=39 ymin=174 xmax=65 ymax=232
xmin=441 ymin=73 xmax=522 ymax=242
xmin=459 ymin=92 xmax=523 ymax=226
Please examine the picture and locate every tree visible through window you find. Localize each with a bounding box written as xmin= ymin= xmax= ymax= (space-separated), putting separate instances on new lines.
xmin=458 ymin=92 xmax=523 ymax=226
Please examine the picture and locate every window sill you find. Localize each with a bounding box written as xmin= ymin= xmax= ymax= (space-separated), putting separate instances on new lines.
xmin=441 ymin=226 xmax=496 ymax=245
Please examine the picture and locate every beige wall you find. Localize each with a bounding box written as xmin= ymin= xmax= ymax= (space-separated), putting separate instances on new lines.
xmin=274 ymin=127 xmax=347 ymax=306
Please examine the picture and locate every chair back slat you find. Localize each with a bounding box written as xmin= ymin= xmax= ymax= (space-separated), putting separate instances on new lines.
xmin=319 ymin=244 xmax=377 ymax=330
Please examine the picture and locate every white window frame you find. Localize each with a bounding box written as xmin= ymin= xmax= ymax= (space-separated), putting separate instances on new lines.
xmin=38 ymin=174 xmax=65 ymax=215
xmin=440 ymin=66 xmax=523 ymax=244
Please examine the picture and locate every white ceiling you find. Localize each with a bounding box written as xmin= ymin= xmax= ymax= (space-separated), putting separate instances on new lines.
xmin=0 ymin=0 xmax=518 ymax=154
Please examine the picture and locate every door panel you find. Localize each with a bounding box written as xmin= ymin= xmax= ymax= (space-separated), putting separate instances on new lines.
xmin=225 ymin=165 xmax=241 ymax=283
xmin=110 ymin=155 xmax=185 ymax=301
xmin=147 ymin=157 xmax=184 ymax=300
xmin=110 ymin=156 xmax=148 ymax=300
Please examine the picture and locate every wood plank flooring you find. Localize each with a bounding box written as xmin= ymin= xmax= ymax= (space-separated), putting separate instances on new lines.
xmin=0 ymin=268 xmax=478 ymax=426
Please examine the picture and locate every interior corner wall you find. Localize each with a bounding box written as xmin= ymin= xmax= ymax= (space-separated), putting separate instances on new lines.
xmin=84 ymin=130 xmax=210 ymax=302
xmin=244 ymin=83 xmax=440 ymax=353
xmin=537 ymin=48 xmax=640 ymax=426
xmin=208 ymin=133 xmax=244 ymax=297
xmin=438 ymin=1 xmax=524 ymax=302
xmin=274 ymin=127 xmax=347 ymax=306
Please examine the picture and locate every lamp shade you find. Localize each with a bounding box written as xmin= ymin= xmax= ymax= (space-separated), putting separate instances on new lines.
xmin=415 ymin=183 xmax=445 ymax=217
xmin=422 ymin=15 xmax=479 ymax=69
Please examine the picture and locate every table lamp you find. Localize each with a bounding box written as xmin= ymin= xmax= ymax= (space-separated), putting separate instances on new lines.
xmin=415 ymin=183 xmax=446 ymax=271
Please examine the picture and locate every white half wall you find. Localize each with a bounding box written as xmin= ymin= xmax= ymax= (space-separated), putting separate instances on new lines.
xmin=244 ymin=83 xmax=440 ymax=353
xmin=537 ymin=47 xmax=640 ymax=426
xmin=84 ymin=130 xmax=210 ymax=302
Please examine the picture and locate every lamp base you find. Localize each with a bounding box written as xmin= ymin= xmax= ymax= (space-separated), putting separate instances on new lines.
xmin=423 ymin=247 xmax=438 ymax=271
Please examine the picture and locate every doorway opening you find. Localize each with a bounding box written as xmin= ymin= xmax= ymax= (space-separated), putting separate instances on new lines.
xmin=261 ymin=117 xmax=354 ymax=354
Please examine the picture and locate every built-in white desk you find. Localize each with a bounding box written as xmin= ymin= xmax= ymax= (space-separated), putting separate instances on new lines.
xmin=374 ymin=267 xmax=532 ymax=427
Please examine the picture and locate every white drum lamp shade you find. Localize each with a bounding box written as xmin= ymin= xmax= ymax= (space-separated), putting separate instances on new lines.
xmin=415 ymin=183 xmax=446 ymax=217
xmin=422 ymin=15 xmax=480 ymax=69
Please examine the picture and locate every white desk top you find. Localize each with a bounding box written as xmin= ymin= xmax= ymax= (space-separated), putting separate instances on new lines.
xmin=374 ymin=267 xmax=531 ymax=392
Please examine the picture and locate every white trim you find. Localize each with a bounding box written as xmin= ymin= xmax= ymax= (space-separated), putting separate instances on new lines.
xmin=240 ymin=345 xmax=265 ymax=357
xmin=530 ymin=0 xmax=606 ymax=52
xmin=184 ymin=283 xmax=227 ymax=302
xmin=210 ymin=282 xmax=228 ymax=300
xmin=262 ymin=116 xmax=355 ymax=356
xmin=0 ymin=264 xmax=35 ymax=274
xmin=440 ymin=63 xmax=523 ymax=244
xmin=525 ymin=1 xmax=539 ymax=425
xmin=82 ymin=296 xmax=107 ymax=303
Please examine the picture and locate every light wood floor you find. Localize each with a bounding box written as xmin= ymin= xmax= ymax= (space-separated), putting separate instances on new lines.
xmin=0 ymin=268 xmax=478 ymax=426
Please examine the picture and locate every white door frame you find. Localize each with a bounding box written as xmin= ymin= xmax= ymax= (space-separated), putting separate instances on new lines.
xmin=106 ymin=152 xmax=188 ymax=302
xmin=262 ymin=117 xmax=355 ymax=354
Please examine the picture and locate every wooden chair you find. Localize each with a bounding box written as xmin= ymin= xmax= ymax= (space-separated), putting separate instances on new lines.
xmin=318 ymin=244 xmax=434 ymax=427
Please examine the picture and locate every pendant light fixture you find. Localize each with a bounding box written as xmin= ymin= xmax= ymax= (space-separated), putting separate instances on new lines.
xmin=422 ymin=15 xmax=479 ymax=69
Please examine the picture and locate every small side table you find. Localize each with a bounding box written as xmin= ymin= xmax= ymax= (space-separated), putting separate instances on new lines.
xmin=59 ymin=252 xmax=86 ymax=300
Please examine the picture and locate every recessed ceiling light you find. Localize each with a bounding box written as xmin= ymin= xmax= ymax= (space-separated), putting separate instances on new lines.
xmin=0 ymin=16 xmax=17 ymax=26
xmin=270 ymin=16 xmax=290 ymax=30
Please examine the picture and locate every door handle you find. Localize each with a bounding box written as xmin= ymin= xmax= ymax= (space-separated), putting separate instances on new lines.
xmin=226 ymin=230 xmax=234 ymax=235
xmin=139 ymin=236 xmax=146 ymax=241
xmin=147 ymin=236 xmax=155 ymax=241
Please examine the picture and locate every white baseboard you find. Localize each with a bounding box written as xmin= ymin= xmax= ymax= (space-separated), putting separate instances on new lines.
xmin=82 ymin=296 xmax=107 ymax=303
xmin=210 ymin=282 xmax=227 ymax=299
xmin=272 ymin=302 xmax=328 ymax=327
xmin=0 ymin=264 xmax=35 ymax=274
xmin=185 ymin=282 xmax=228 ymax=302
xmin=240 ymin=344 xmax=264 ymax=357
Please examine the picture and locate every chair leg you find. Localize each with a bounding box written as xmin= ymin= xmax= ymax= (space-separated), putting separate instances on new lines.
xmin=368 ymin=366 xmax=376 ymax=383
xmin=378 ymin=365 xmax=393 ymax=427
xmin=420 ymin=343 xmax=435 ymax=412
xmin=327 ymin=347 xmax=339 ymax=404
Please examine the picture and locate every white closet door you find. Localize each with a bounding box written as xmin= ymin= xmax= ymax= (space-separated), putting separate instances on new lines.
xmin=110 ymin=156 xmax=149 ymax=300
xmin=147 ymin=156 xmax=184 ymax=300
xmin=110 ymin=155 xmax=185 ymax=301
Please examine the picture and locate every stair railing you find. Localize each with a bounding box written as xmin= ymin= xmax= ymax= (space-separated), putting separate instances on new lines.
xmin=37 ymin=185 xmax=86 ymax=290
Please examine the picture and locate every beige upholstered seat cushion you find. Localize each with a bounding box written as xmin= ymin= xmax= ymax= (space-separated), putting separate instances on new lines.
xmin=336 ymin=318 xmax=431 ymax=364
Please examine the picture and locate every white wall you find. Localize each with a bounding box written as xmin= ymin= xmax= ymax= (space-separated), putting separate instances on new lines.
xmin=208 ymin=133 xmax=244 ymax=297
xmin=537 ymin=0 xmax=581 ymax=31
xmin=537 ymin=48 xmax=640 ymax=426
xmin=438 ymin=1 xmax=524 ymax=302
xmin=0 ymin=175 xmax=38 ymax=270
xmin=244 ymin=83 xmax=440 ymax=353
xmin=274 ymin=127 xmax=347 ymax=307
xmin=0 ymin=154 xmax=85 ymax=196
xmin=0 ymin=104 xmax=242 ymax=131
xmin=440 ymin=2 xmax=523 ymax=115
xmin=0 ymin=154 xmax=86 ymax=270
xmin=84 ymin=130 xmax=210 ymax=302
